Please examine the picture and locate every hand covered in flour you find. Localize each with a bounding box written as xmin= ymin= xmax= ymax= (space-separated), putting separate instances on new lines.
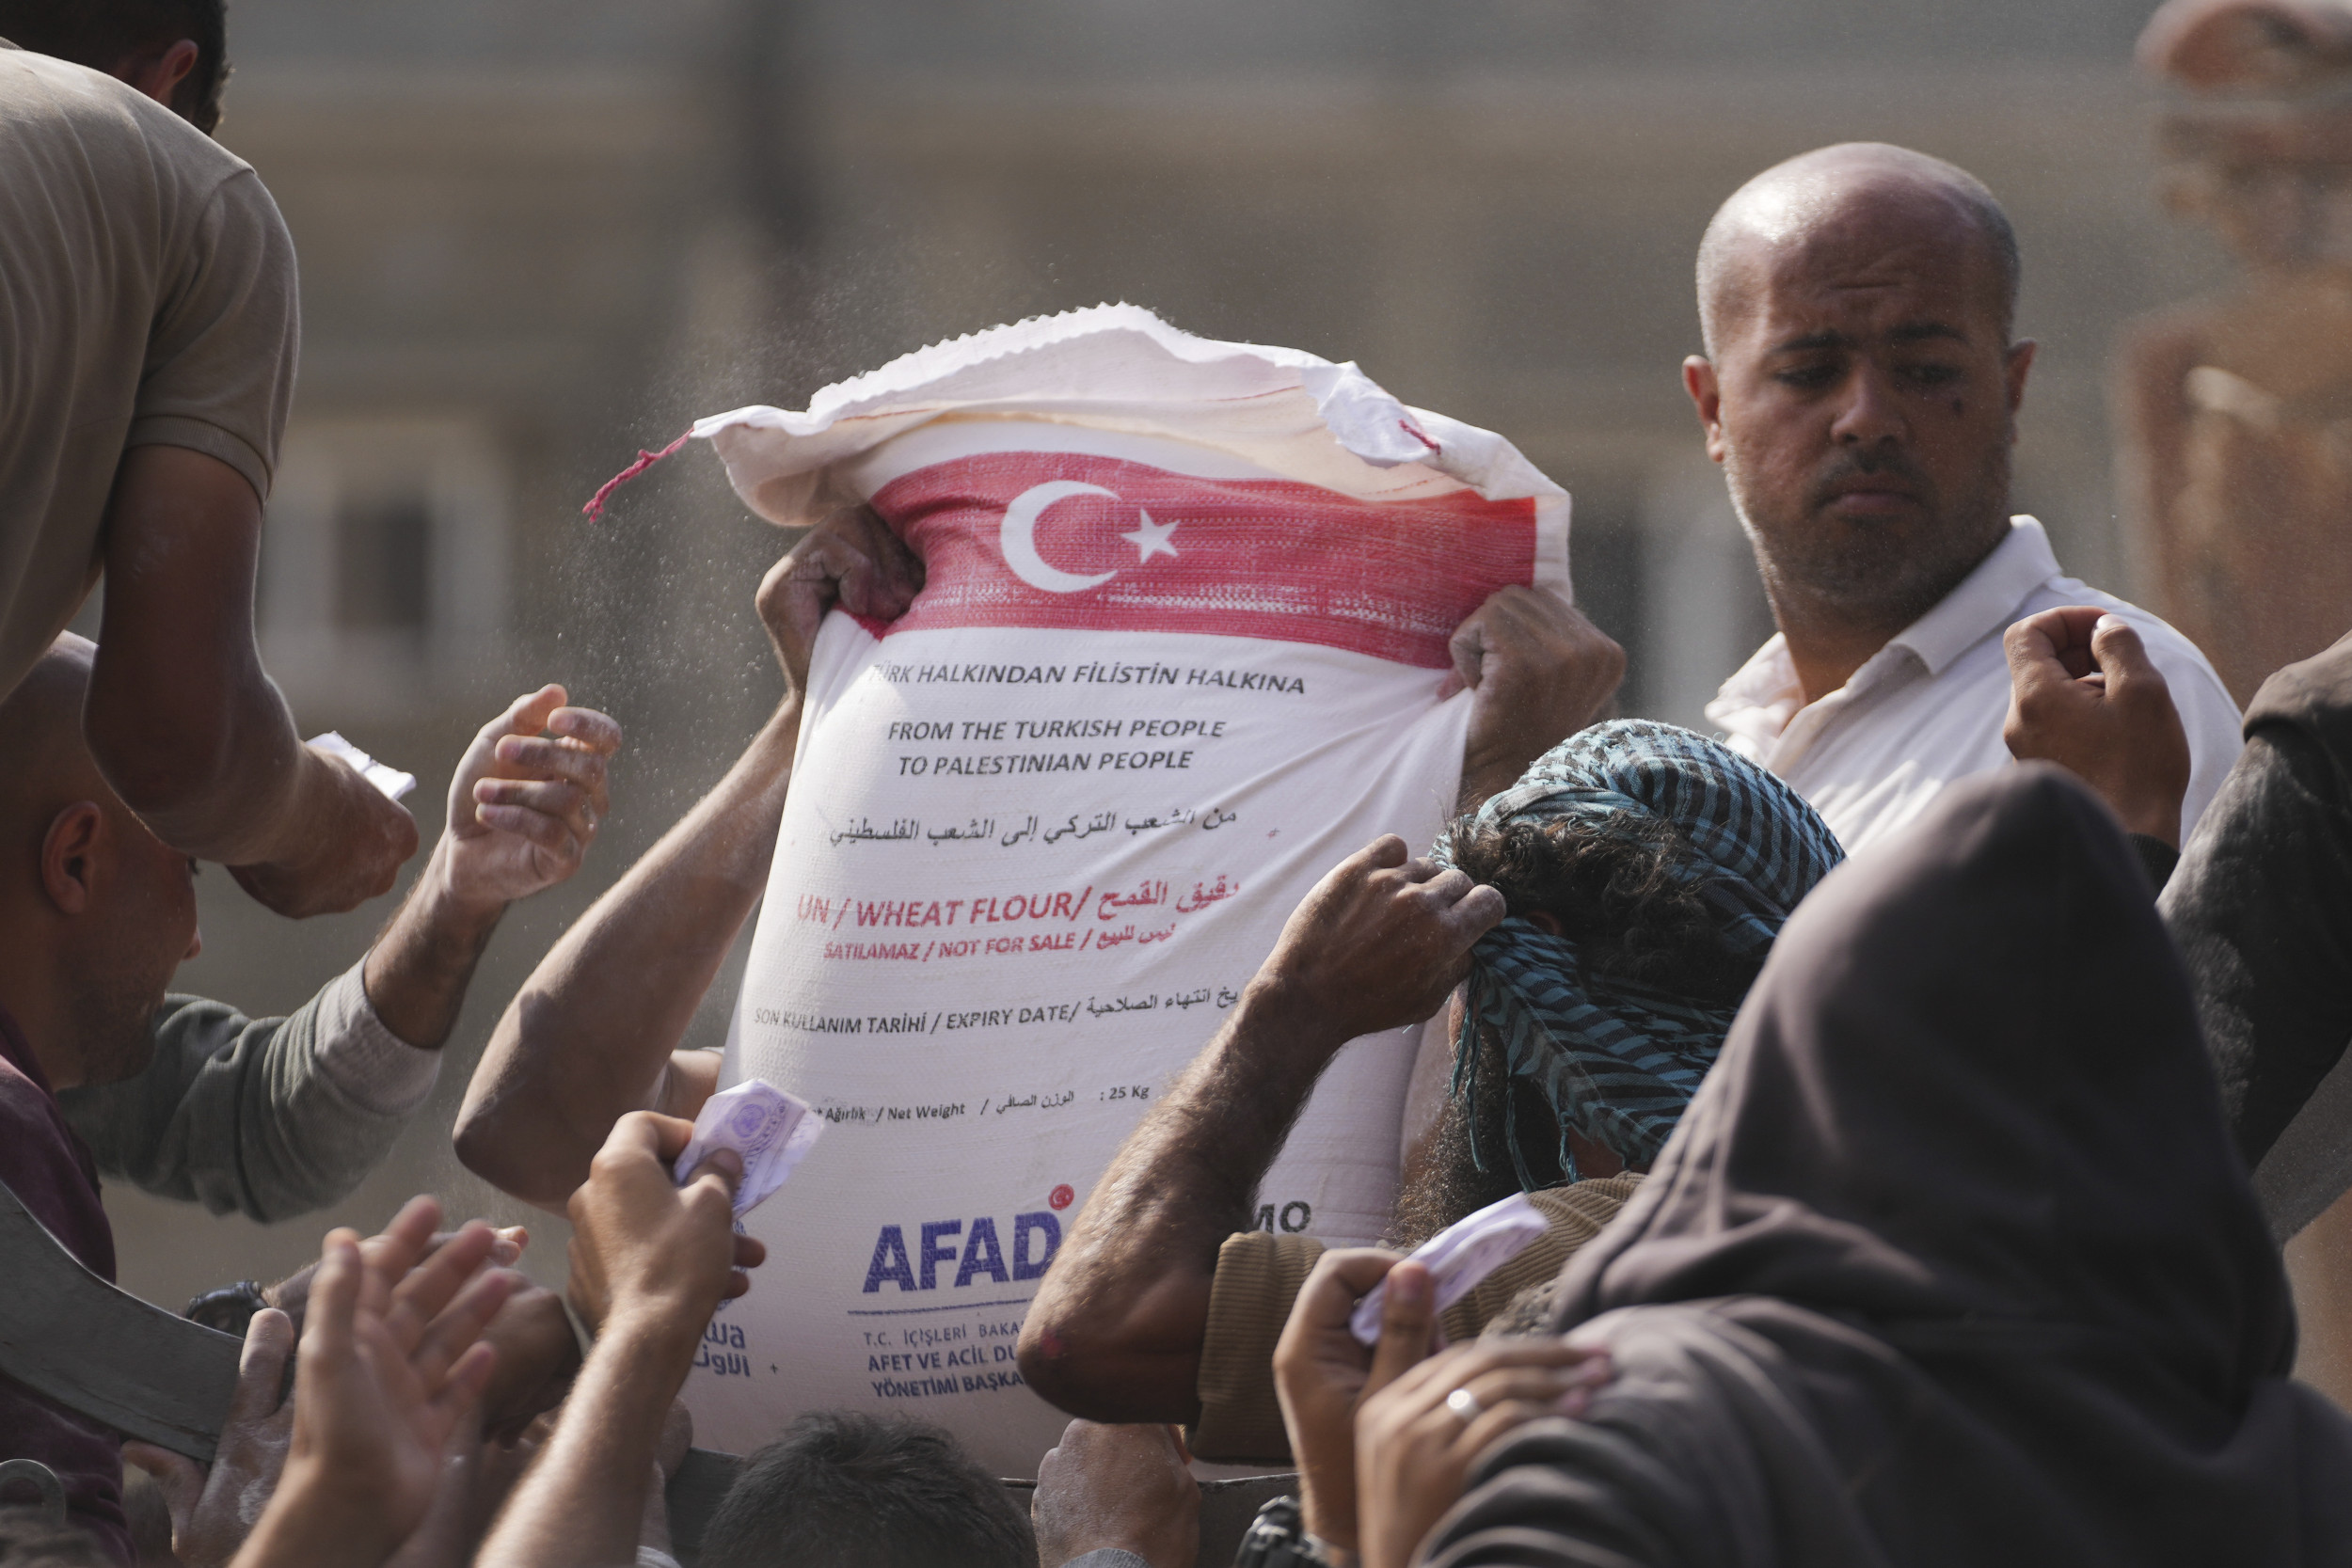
xmin=1448 ymin=587 xmax=1626 ymax=811
xmin=2002 ymin=605 xmax=2191 ymax=847
xmin=1252 ymin=836 xmax=1504 ymax=1047
xmin=124 ymin=1309 xmax=299 ymax=1568
xmin=442 ymin=686 xmax=623 ymax=911
xmin=756 ymin=504 xmax=927 ymax=698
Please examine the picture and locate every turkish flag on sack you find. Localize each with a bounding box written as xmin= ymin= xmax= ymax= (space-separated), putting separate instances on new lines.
xmin=676 ymin=308 xmax=1570 ymax=1475
xmin=866 ymin=450 xmax=1538 ymax=666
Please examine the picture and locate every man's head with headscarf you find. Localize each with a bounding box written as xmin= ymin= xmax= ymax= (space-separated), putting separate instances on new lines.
xmin=1393 ymin=721 xmax=1841 ymax=1241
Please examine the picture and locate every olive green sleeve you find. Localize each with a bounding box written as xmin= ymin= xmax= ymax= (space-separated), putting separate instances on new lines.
xmin=58 ymin=960 xmax=438 ymax=1223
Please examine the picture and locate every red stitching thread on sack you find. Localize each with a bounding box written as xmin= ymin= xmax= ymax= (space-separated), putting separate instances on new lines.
xmin=581 ymin=430 xmax=694 ymax=519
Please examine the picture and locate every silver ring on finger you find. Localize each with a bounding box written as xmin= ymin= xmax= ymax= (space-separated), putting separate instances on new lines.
xmin=1445 ymin=1386 xmax=1484 ymax=1425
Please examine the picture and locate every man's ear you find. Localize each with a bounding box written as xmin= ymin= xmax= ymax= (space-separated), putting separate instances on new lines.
xmin=1522 ymin=909 xmax=1565 ymax=939
xmin=116 ymin=39 xmax=199 ymax=108
xmin=2004 ymin=338 xmax=2038 ymax=422
xmin=40 ymin=803 xmax=105 ymax=916
xmin=1682 ymin=356 xmax=1726 ymax=463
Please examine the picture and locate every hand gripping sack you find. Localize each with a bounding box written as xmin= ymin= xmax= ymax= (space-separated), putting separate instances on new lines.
xmin=684 ymin=306 xmax=1571 ymax=1473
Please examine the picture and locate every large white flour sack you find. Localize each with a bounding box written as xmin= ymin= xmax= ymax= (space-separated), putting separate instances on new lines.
xmin=684 ymin=307 xmax=1570 ymax=1474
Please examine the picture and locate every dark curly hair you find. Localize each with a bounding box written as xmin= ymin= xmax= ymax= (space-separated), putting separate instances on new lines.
xmin=701 ymin=1409 xmax=1037 ymax=1568
xmin=0 ymin=0 xmax=231 ymax=134
xmin=1444 ymin=807 xmax=1762 ymax=1008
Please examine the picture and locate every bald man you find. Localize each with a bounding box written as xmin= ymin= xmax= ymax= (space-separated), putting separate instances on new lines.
xmin=0 ymin=636 xmax=618 ymax=1554
xmin=1687 ymin=142 xmax=2241 ymax=852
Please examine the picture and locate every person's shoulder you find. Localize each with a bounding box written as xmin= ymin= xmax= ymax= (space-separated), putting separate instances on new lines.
xmin=2028 ymin=578 xmax=2238 ymax=716
xmin=0 ymin=45 xmax=251 ymax=187
xmin=2249 ymin=630 xmax=2352 ymax=736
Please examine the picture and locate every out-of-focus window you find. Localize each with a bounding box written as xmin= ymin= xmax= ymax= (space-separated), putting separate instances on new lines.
xmin=260 ymin=416 xmax=513 ymax=721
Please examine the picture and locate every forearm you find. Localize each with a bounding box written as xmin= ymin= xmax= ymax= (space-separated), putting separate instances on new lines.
xmin=475 ymin=1316 xmax=691 ymax=1568
xmin=363 ymin=838 xmax=506 ymax=1050
xmin=88 ymin=626 xmax=316 ymax=866
xmin=87 ymin=445 xmax=309 ymax=864
xmin=455 ymin=701 xmax=800 ymax=1204
xmin=1021 ymin=978 xmax=1345 ymax=1418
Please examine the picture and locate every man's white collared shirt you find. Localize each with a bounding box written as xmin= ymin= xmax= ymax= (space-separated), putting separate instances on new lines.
xmin=1703 ymin=517 xmax=2245 ymax=854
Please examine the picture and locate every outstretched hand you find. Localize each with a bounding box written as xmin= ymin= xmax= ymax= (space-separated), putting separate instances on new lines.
xmin=756 ymin=505 xmax=926 ymax=698
xmin=1253 ymin=836 xmax=1505 ymax=1047
xmin=444 ymin=686 xmax=624 ymax=909
xmin=230 ymin=1197 xmax=519 ymax=1568
xmin=2002 ymin=606 xmax=2191 ymax=847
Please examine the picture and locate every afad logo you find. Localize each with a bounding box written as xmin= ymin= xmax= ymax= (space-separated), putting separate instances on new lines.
xmin=862 ymin=1181 xmax=1076 ymax=1293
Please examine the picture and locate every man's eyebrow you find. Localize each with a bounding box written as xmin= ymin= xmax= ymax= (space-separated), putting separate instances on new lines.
xmin=1890 ymin=321 xmax=1967 ymax=345
xmin=1767 ymin=322 xmax=1969 ymax=354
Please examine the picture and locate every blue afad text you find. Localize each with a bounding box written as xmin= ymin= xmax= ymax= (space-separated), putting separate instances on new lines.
xmin=863 ymin=1211 xmax=1059 ymax=1292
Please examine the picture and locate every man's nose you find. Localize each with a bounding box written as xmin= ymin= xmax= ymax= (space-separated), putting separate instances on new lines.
xmin=184 ymin=926 xmax=203 ymax=961
xmin=1829 ymin=362 xmax=1908 ymax=449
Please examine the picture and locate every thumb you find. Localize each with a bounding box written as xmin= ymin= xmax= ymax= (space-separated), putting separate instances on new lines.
xmin=227 ymin=1308 xmax=296 ymax=1424
xmin=2088 ymin=614 xmax=2162 ymax=693
xmin=493 ymin=685 xmax=566 ymax=746
xmin=690 ymin=1146 xmax=745 ymax=1205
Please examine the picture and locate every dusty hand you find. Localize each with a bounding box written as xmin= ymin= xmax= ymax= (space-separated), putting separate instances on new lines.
xmin=1032 ymin=1420 xmax=1201 ymax=1568
xmin=755 ymin=504 xmax=925 ymax=697
xmin=124 ymin=1309 xmax=297 ymax=1568
xmin=563 ymin=1112 xmax=768 ymax=1356
xmin=1447 ymin=588 xmax=1627 ymax=810
xmin=269 ymin=1199 xmax=519 ymax=1558
xmin=1252 ymin=837 xmax=1505 ymax=1047
xmin=1354 ymin=1337 xmax=1613 ymax=1568
xmin=1273 ymin=1252 xmax=1442 ymax=1552
xmin=230 ymin=748 xmax=419 ymax=917
xmin=442 ymin=686 xmax=623 ymax=910
xmin=2002 ymin=606 xmax=2192 ymax=847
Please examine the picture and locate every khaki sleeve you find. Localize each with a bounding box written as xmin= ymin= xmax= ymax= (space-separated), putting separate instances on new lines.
xmin=1187 ymin=1229 xmax=1325 ymax=1465
xmin=1443 ymin=1172 xmax=1646 ymax=1342
xmin=129 ymin=165 xmax=298 ymax=502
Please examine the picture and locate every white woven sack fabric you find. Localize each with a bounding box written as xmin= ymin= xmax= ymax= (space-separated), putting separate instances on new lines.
xmin=685 ymin=307 xmax=1571 ymax=1475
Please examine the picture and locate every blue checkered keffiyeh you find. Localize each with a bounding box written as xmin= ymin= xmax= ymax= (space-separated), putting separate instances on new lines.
xmin=1430 ymin=719 xmax=1844 ymax=1186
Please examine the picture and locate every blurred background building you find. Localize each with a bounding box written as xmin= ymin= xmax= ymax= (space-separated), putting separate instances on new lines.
xmin=112 ymin=0 xmax=2352 ymax=1399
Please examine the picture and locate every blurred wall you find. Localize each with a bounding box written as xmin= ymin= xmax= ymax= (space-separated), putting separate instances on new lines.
xmin=107 ymin=0 xmax=2239 ymax=1312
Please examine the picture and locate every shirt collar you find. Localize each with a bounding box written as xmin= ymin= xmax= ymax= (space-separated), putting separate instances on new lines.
xmin=1707 ymin=633 xmax=1804 ymax=751
xmin=1883 ymin=516 xmax=2061 ymax=678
